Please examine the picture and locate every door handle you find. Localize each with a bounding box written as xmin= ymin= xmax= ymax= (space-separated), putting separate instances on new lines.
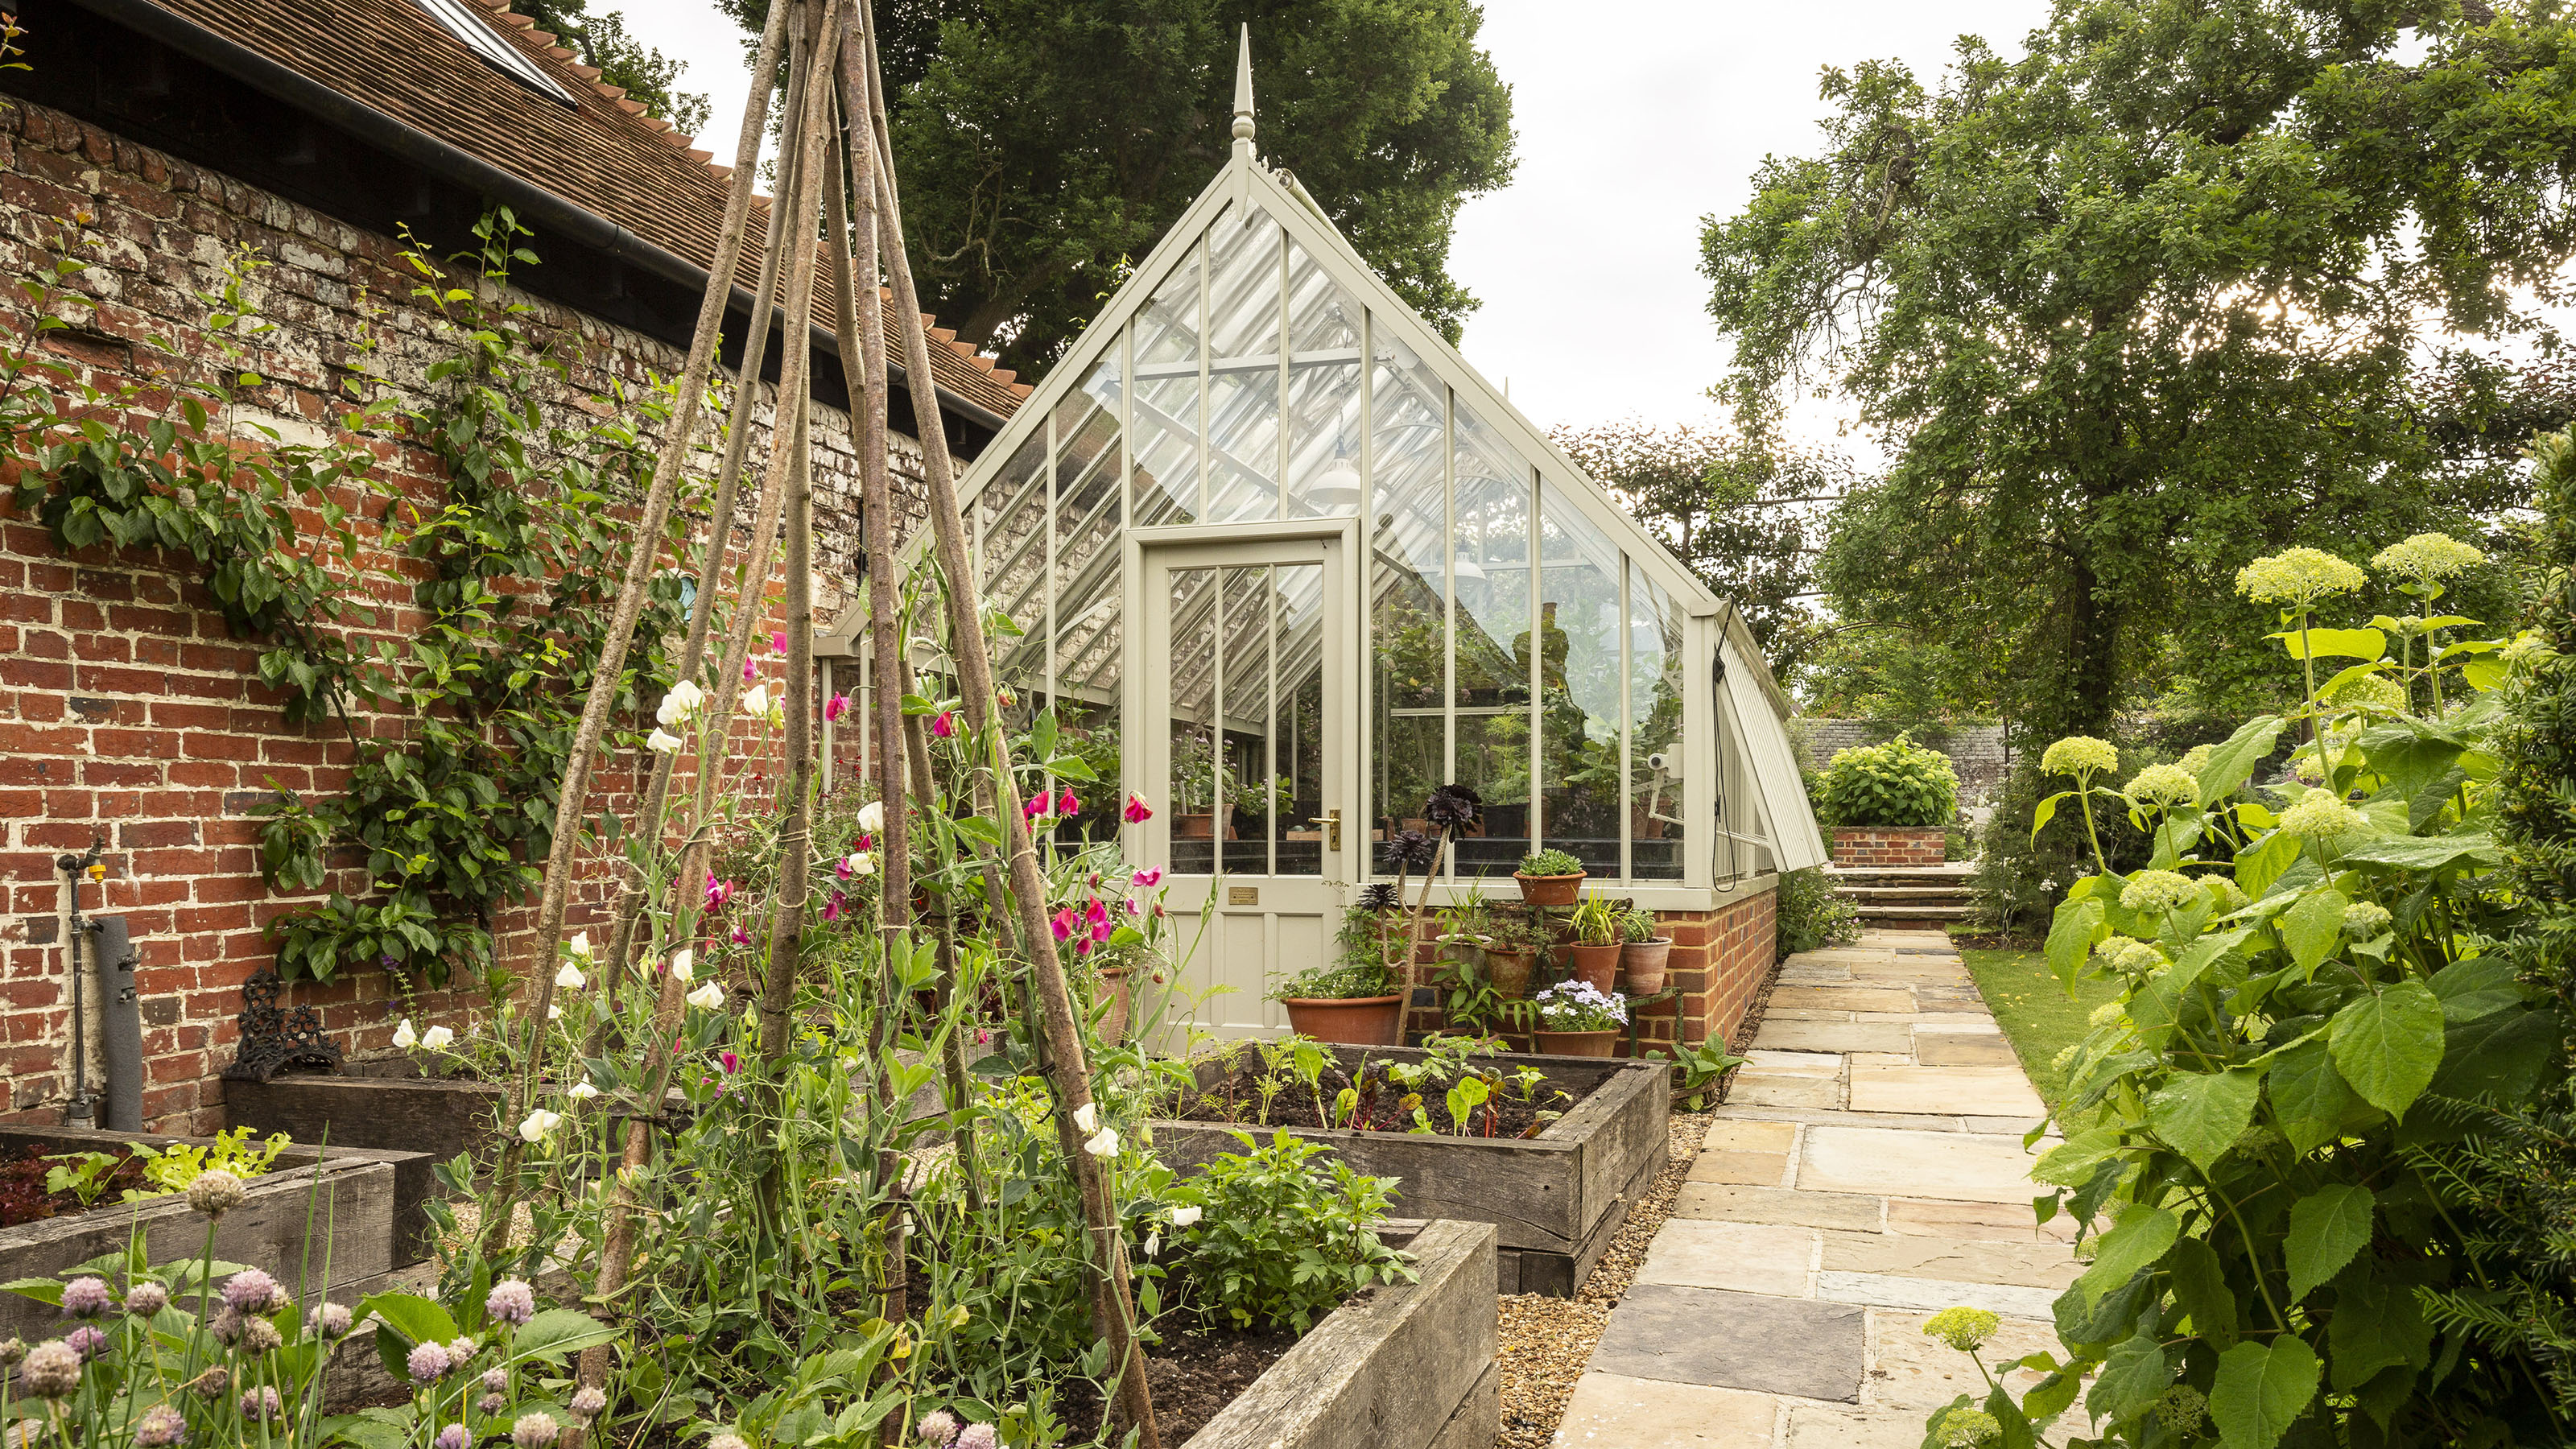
xmin=1307 ymin=810 xmax=1341 ymax=851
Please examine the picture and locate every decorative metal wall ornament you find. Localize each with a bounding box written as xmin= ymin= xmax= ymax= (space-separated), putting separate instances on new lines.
xmin=221 ymin=968 xmax=344 ymax=1082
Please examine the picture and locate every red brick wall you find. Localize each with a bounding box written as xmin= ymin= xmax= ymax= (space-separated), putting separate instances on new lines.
xmin=1828 ymin=826 xmax=1946 ymax=868
xmin=0 ymin=96 xmax=923 ymax=1133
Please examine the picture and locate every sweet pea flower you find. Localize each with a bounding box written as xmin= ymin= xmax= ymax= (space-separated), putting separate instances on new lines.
xmin=518 ymin=1109 xmax=561 ymax=1144
xmin=1124 ymin=793 xmax=1153 ymax=824
xmin=1023 ymin=794 xmax=1051 ymax=821
xmin=824 ymin=891 xmax=848 ymax=923
xmin=668 ymin=947 xmax=695 ymax=982
xmin=704 ymin=873 xmax=737 ymax=911
xmin=1051 ymin=908 xmax=1076 ymax=942
xmin=720 ymin=1051 xmax=740 ymax=1075
xmin=1073 ymin=1102 xmax=1099 ymax=1133
xmin=824 ymin=691 xmax=851 ymax=723
xmin=393 ymin=1018 xmax=419 ymax=1050
xmin=857 ymin=799 xmax=885 ymax=833
xmin=1132 ymin=867 xmax=1163 ymax=888
xmin=931 ymin=711 xmax=955 ymax=739
xmin=1082 ymin=1127 xmax=1119 ymax=1158
xmin=770 ymin=630 xmax=790 ymax=655
xmin=568 ymin=931 xmax=592 ymax=960
xmin=687 ymin=980 xmax=726 ymax=1010
xmin=846 ymin=852 xmax=876 ymax=877
xmin=1170 ymin=1204 xmax=1202 ymax=1228
xmin=730 ymin=923 xmax=751 ymax=946
xmin=740 ymin=683 xmax=771 ymax=719
xmin=554 ymin=960 xmax=585 ymax=990
xmin=1059 ymin=788 xmax=1080 ymax=815
xmin=568 ymin=1081 xmax=601 ymax=1102
xmin=420 ymin=1025 xmax=454 ymax=1050
xmin=655 ymin=679 xmax=704 ymax=726
xmin=741 ymin=656 xmax=758 ymax=682
xmin=647 ymin=728 xmax=684 ymax=754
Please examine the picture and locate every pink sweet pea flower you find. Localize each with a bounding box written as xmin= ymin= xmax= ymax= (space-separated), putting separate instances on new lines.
xmin=704 ymin=873 xmax=737 ymax=911
xmin=835 ymin=857 xmax=852 ymax=881
xmin=1075 ymin=937 xmax=1092 ymax=955
xmin=1124 ymin=898 xmax=1140 ymax=916
xmin=1131 ymin=868 xmax=1163 ymax=888
xmin=854 ymin=832 xmax=873 ymax=851
xmin=720 ymin=1051 xmax=739 ymax=1075
xmin=931 ymin=711 xmax=955 ymax=739
xmin=731 ymin=923 xmax=750 ymax=946
xmin=1123 ymin=793 xmax=1153 ymax=824
xmin=824 ymin=692 xmax=850 ymax=723
xmin=1051 ymin=907 xmax=1076 ymax=942
xmin=824 ymin=890 xmax=848 ymax=923
xmin=1083 ymin=898 xmax=1108 ymax=928
xmin=1023 ymin=794 xmax=1049 ymax=820
xmin=770 ymin=630 xmax=789 ymax=655
xmin=742 ymin=656 xmax=758 ymax=682
xmin=1059 ymin=789 xmax=1081 ymax=816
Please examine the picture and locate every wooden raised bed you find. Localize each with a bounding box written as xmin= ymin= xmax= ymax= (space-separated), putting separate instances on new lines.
xmin=1197 ymin=1217 xmax=1497 ymax=1449
xmin=0 ymin=1125 xmax=420 ymax=1343
xmin=1153 ymin=1046 xmax=1669 ymax=1295
xmin=225 ymin=1060 xmax=506 ymax=1269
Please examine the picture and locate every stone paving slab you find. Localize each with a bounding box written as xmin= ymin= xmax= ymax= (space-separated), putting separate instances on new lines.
xmin=1865 ymin=1310 xmax=2062 ymax=1411
xmin=1885 ymin=1195 xmax=2079 ymax=1242
xmin=1913 ymin=1034 xmax=2021 ymax=1067
xmin=1751 ymin=1022 xmax=1914 ymax=1055
xmin=1689 ymin=1150 xmax=1793 ymax=1186
xmin=1673 ymin=1183 xmax=1886 ymax=1232
xmin=1814 ymin=1270 xmax=2062 ymax=1319
xmin=1552 ymin=1373 xmax=1777 ymax=1447
xmin=1636 ymin=1220 xmax=1818 ymax=1296
xmin=1798 ymin=1125 xmax=2047 ymax=1202
xmin=1768 ymin=985 xmax=1918 ymax=1013
xmin=1818 ymin=1229 xmax=2083 ymax=1289
xmin=1847 ymin=1066 xmax=2046 ymax=1117
xmin=1592 ymin=1285 xmax=1866 ymax=1401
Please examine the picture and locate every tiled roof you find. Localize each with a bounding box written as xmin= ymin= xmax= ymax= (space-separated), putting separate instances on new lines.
xmin=138 ymin=0 xmax=1030 ymax=414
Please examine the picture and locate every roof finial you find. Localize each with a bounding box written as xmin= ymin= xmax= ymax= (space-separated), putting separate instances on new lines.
xmin=1231 ymin=24 xmax=1257 ymax=159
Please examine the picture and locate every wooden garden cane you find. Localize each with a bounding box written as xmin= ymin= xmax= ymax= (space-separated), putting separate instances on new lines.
xmin=849 ymin=6 xmax=1161 ymax=1439
xmin=476 ymin=0 xmax=799 ymax=1264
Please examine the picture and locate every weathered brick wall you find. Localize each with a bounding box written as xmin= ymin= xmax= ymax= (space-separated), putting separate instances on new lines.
xmin=0 ymin=94 xmax=934 ymax=1133
xmin=1828 ymin=827 xmax=1948 ymax=869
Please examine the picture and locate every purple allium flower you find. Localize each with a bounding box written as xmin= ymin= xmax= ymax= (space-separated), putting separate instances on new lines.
xmin=0 ymin=1337 xmax=23 ymax=1365
xmin=125 ymin=1282 xmax=169 ymax=1317
xmin=238 ymin=1317 xmax=282 ymax=1354
xmin=485 ymin=1278 xmax=536 ymax=1327
xmin=208 ymin=1307 xmax=245 ymax=1346
xmin=20 ymin=1340 xmax=80 ymax=1397
xmin=435 ymin=1426 xmax=469 ymax=1449
xmin=479 ymin=1393 xmax=507 ymax=1415
xmin=308 ymin=1302 xmax=353 ymax=1339
xmin=220 ymin=1269 xmax=279 ymax=1314
xmin=915 ymin=1410 xmax=958 ymax=1446
xmin=185 ymin=1170 xmax=245 ymax=1217
xmin=60 ymin=1276 xmax=112 ymax=1318
xmin=482 ymin=1366 xmax=509 ymax=1393
xmin=133 ymin=1402 xmax=188 ymax=1446
xmin=190 ymin=1365 xmax=229 ymax=1399
xmin=407 ymin=1340 xmax=453 ymax=1381
xmin=239 ymin=1386 xmax=283 ymax=1422
xmin=954 ymin=1425 xmax=999 ymax=1449
xmin=510 ymin=1412 xmax=559 ymax=1449
xmin=570 ymin=1386 xmax=607 ymax=1418
xmin=447 ymin=1336 xmax=477 ymax=1366
xmin=64 ymin=1325 xmax=109 ymax=1360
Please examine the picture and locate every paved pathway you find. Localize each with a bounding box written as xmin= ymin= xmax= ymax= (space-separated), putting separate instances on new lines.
xmin=1552 ymin=930 xmax=2079 ymax=1447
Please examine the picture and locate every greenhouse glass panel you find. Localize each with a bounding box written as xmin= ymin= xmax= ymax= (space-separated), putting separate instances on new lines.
xmin=1132 ymin=250 xmax=1202 ymax=527
xmin=1630 ymin=568 xmax=1687 ymax=880
xmin=1216 ymin=564 xmax=1275 ymax=873
xmin=1204 ymin=207 xmax=1283 ymax=522
xmin=978 ymin=432 xmax=1049 ymax=693
xmin=1167 ymin=567 xmax=1218 ymax=874
xmin=1538 ymin=480 xmax=1624 ymax=874
xmin=1283 ymin=240 xmax=1363 ymax=519
xmin=1370 ymin=331 xmax=1445 ymax=840
xmin=1052 ymin=356 xmax=1122 ymax=694
xmin=1451 ymin=405 xmax=1531 ymax=869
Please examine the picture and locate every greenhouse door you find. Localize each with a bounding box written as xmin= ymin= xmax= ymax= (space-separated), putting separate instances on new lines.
xmin=1139 ymin=535 xmax=1350 ymax=1040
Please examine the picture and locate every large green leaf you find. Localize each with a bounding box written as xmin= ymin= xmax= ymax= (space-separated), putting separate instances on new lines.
xmin=2046 ymin=895 xmax=2106 ymax=990
xmin=2426 ymin=1005 xmax=2559 ymax=1106
xmin=2079 ymin=1204 xmax=2180 ymax=1307
xmin=2356 ymin=724 xmax=2467 ymax=803
xmin=359 ymin=1290 xmax=458 ymax=1350
xmin=2087 ymin=1328 xmax=2174 ymax=1427
xmin=2285 ymin=1184 xmax=2374 ymax=1303
xmin=2147 ymin=1067 xmax=2262 ymax=1174
xmin=2035 ymin=1129 xmax=2128 ymax=1187
xmin=2278 ymin=890 xmax=2347 ymax=976
xmin=2337 ymin=832 xmax=2498 ymax=872
xmin=2198 ymin=716 xmax=2287 ymax=803
xmin=2210 ymin=1335 xmax=2320 ymax=1449
xmin=2166 ymin=1237 xmax=2240 ymax=1348
xmin=2427 ymin=957 xmax=2524 ymax=1022
xmin=2328 ymin=982 xmax=2444 ymax=1118
xmin=2267 ymin=1037 xmax=2374 ymax=1155
xmin=2236 ymin=829 xmax=2303 ymax=901
xmin=2327 ymin=1268 xmax=2432 ymax=1391
xmin=506 ymin=1307 xmax=621 ymax=1364
xmin=2271 ymin=626 xmax=2386 ymax=662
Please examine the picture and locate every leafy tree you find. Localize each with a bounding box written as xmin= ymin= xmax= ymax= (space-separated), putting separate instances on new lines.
xmin=1702 ymin=0 xmax=2570 ymax=757
xmin=723 ymin=0 xmax=1517 ymax=380
xmin=515 ymin=1 xmax=712 ymax=134
xmin=1552 ymin=422 xmax=1838 ymax=674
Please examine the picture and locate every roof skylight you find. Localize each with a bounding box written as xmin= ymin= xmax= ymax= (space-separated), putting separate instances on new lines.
xmin=415 ymin=0 xmax=578 ymax=107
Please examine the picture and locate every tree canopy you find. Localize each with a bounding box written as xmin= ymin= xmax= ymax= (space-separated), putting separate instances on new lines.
xmin=1701 ymin=0 xmax=2569 ymax=746
xmin=726 ymin=0 xmax=1517 ymax=381
xmin=514 ymin=1 xmax=711 ymax=134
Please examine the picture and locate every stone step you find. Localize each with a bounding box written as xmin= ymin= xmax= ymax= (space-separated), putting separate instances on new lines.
xmin=1839 ymin=886 xmax=1975 ymax=902
xmin=1852 ymin=902 xmax=1975 ymax=921
xmin=1827 ymin=865 xmax=1976 ymax=886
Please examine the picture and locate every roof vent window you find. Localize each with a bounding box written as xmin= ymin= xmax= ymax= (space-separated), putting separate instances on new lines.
xmin=416 ymin=0 xmax=579 ymax=106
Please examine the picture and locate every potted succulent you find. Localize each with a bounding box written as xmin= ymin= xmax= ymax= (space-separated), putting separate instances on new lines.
xmin=1530 ymin=980 xmax=1629 ymax=1058
xmin=1270 ymin=907 xmax=1405 ymax=1044
xmin=1564 ymin=894 xmax=1624 ymax=993
xmin=1514 ymin=848 xmax=1587 ymax=907
xmin=1619 ymin=907 xmax=1672 ymax=995
xmin=1478 ymin=915 xmax=1551 ymax=999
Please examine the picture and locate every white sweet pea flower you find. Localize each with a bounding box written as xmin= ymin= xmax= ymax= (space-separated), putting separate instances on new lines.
xmin=655 ymin=679 xmax=704 ymax=727
xmin=646 ymin=728 xmax=683 ymax=754
xmin=518 ymin=1109 xmax=562 ymax=1143
xmin=568 ymin=1081 xmax=601 ymax=1102
xmin=392 ymin=1018 xmax=418 ymax=1050
xmin=1082 ymin=1127 xmax=1119 ymax=1158
xmin=555 ymin=960 xmax=586 ymax=990
xmin=668 ymin=947 xmax=695 ymax=983
xmin=569 ymin=931 xmax=593 ymax=960
xmin=687 ymin=980 xmax=726 ymax=1010
xmin=1073 ymin=1102 xmax=1099 ymax=1134
xmin=1143 ymin=1231 xmax=1161 ymax=1259
xmin=419 ymin=1025 xmax=455 ymax=1051
xmin=739 ymin=683 xmax=770 ymax=719
xmin=547 ymin=1004 xmax=562 ymax=1021
xmin=857 ymin=800 xmax=885 ymax=833
xmin=1170 ymin=1204 xmax=1202 ymax=1228
xmin=845 ymin=852 xmax=877 ymax=877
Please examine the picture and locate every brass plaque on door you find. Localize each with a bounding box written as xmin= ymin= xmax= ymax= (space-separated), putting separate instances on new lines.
xmin=1227 ymin=886 xmax=1260 ymax=906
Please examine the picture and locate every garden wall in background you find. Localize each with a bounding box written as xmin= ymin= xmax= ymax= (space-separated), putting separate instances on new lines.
xmin=0 ymin=94 xmax=960 ymax=1133
xmin=1798 ymin=720 xmax=2013 ymax=805
xmin=1827 ymin=826 xmax=1947 ymax=868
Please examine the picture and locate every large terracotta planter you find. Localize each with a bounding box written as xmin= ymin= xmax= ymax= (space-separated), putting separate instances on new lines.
xmin=1620 ymin=939 xmax=1672 ymax=996
xmin=1567 ymin=943 xmax=1622 ymax=994
xmin=1481 ymin=947 xmax=1537 ymax=998
xmin=1514 ymin=872 xmax=1585 ymax=907
xmin=1531 ymin=1029 xmax=1619 ymax=1059
xmin=1283 ymin=994 xmax=1405 ymax=1046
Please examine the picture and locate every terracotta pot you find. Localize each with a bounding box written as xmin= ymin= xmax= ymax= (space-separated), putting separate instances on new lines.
xmin=1620 ymin=939 xmax=1673 ymax=996
xmin=1174 ymin=812 xmax=1216 ymax=840
xmin=1532 ymin=1028 xmax=1619 ymax=1059
xmin=1515 ymin=872 xmax=1585 ymax=907
xmin=1282 ymin=994 xmax=1405 ymax=1046
xmin=1482 ymin=947 xmax=1537 ymax=998
xmin=1567 ymin=942 xmax=1622 ymax=994
xmin=1095 ymin=965 xmax=1133 ymax=1045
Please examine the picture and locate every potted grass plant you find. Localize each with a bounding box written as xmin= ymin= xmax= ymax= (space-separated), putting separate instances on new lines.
xmin=1513 ymin=848 xmax=1586 ymax=907
xmin=1564 ymin=894 xmax=1624 ymax=993
xmin=1618 ymin=907 xmax=1671 ymax=995
xmin=1530 ymin=980 xmax=1628 ymax=1058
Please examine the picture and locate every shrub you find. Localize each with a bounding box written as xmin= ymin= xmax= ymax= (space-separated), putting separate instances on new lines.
xmin=1775 ymin=865 xmax=1860 ymax=958
xmin=1815 ymin=733 xmax=1959 ymax=827
xmin=1518 ymin=848 xmax=1584 ymax=877
xmin=1167 ymin=1130 xmax=1417 ymax=1332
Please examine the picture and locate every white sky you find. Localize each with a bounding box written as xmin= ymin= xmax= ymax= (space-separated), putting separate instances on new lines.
xmin=607 ymin=0 xmax=2054 ymax=444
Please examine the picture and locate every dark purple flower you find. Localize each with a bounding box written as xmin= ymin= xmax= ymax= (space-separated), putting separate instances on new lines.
xmin=1381 ymin=829 xmax=1437 ymax=873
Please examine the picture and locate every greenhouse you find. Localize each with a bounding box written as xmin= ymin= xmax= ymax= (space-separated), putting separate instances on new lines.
xmin=876 ymin=46 xmax=1826 ymax=1034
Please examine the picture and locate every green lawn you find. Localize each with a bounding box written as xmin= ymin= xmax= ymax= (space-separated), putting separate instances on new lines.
xmin=1958 ymin=944 xmax=2124 ymax=1121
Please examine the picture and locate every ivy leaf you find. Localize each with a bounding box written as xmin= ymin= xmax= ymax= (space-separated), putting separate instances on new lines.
xmin=2284 ymin=1184 xmax=2374 ymax=1304
xmin=2278 ymin=889 xmax=2347 ymax=976
xmin=2147 ymin=1067 xmax=2262 ymax=1174
xmin=2328 ymin=981 xmax=2445 ymax=1119
xmin=2211 ymin=1335 xmax=2320 ymax=1449
xmin=2078 ymin=1203 xmax=2179 ymax=1307
xmin=2267 ymin=1037 xmax=2374 ymax=1155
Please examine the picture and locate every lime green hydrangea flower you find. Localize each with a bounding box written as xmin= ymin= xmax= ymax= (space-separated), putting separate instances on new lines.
xmin=2124 ymin=763 xmax=2199 ymax=810
xmin=2120 ymin=869 xmax=2202 ymax=913
xmin=2050 ymin=1042 xmax=2080 ymax=1072
xmin=2326 ymin=672 xmax=2407 ymax=713
xmin=2088 ymin=1001 xmax=2126 ymax=1029
xmin=2236 ymin=547 xmax=2366 ymax=608
xmin=2207 ymin=877 xmax=2250 ymax=913
xmin=2342 ymin=900 xmax=2392 ymax=938
xmin=1938 ymin=1406 xmax=2001 ymax=1447
xmin=2178 ymin=743 xmax=2216 ymax=776
xmin=2095 ymin=937 xmax=2167 ymax=976
xmin=1923 ymin=1306 xmax=2000 ymax=1352
xmin=2281 ymin=791 xmax=2369 ymax=840
xmin=2042 ymin=736 xmax=2120 ymax=777
xmin=2371 ymin=532 xmax=2485 ymax=584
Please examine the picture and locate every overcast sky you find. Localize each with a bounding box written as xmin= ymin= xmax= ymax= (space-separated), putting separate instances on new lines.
xmin=609 ymin=0 xmax=2054 ymax=444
